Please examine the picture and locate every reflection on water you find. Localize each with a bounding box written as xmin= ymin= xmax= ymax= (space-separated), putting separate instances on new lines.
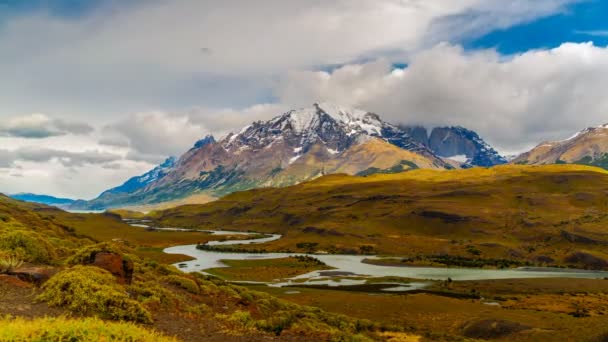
xmin=163 ymin=232 xmax=608 ymax=282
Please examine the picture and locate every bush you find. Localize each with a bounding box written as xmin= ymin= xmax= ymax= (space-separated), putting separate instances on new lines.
xmin=0 ymin=253 xmax=23 ymax=273
xmin=163 ymin=275 xmax=200 ymax=294
xmin=0 ymin=317 xmax=176 ymax=341
xmin=129 ymin=281 xmax=176 ymax=309
xmin=38 ymin=265 xmax=152 ymax=323
xmin=0 ymin=230 xmax=56 ymax=263
xmin=66 ymin=242 xmax=132 ymax=266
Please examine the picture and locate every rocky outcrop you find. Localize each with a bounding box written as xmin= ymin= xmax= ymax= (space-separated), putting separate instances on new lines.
xmin=9 ymin=266 xmax=56 ymax=285
xmin=401 ymin=125 xmax=507 ymax=167
xmin=81 ymin=252 xmax=134 ymax=284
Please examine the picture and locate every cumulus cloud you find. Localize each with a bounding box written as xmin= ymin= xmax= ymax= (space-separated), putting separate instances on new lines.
xmin=276 ymin=42 xmax=608 ymax=154
xmin=0 ymin=113 xmax=93 ymax=138
xmin=186 ymin=103 xmax=289 ymax=136
xmin=0 ymin=0 xmax=576 ymax=118
xmin=0 ymin=147 xmax=122 ymax=168
xmin=101 ymin=111 xmax=208 ymax=162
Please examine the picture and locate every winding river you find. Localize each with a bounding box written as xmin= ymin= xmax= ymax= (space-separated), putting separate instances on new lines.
xmin=157 ymin=227 xmax=608 ymax=283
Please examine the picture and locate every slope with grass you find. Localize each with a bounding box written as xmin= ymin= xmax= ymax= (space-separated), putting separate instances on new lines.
xmin=151 ymin=164 xmax=608 ymax=269
xmin=0 ymin=194 xmax=407 ymax=341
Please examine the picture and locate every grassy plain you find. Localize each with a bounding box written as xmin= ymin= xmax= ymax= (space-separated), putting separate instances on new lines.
xmin=150 ymin=164 xmax=608 ymax=269
xmin=205 ymin=256 xmax=333 ymax=281
xmin=247 ymin=276 xmax=608 ymax=341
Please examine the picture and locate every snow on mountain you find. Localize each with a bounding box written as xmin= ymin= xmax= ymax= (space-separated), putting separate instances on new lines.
xmin=513 ymin=123 xmax=608 ymax=168
xmin=221 ymin=103 xmax=434 ymax=159
xmin=402 ymin=125 xmax=507 ymax=167
xmin=76 ymin=103 xmax=509 ymax=209
xmin=100 ymin=156 xmax=177 ymax=196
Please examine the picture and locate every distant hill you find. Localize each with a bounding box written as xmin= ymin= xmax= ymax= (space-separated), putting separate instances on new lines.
xmin=513 ymin=124 xmax=608 ymax=169
xmin=150 ymin=164 xmax=608 ymax=270
xmin=9 ymin=193 xmax=76 ymax=207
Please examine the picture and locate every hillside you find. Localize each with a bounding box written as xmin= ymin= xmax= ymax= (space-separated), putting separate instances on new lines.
xmin=513 ymin=124 xmax=608 ymax=168
xmin=151 ymin=164 xmax=608 ymax=270
xmin=0 ymin=195 xmax=403 ymax=341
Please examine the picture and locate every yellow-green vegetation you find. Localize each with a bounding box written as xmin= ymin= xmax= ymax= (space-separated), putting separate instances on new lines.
xmin=206 ymin=256 xmax=333 ymax=281
xmin=0 ymin=253 xmax=23 ymax=273
xmin=0 ymin=316 xmax=177 ymax=342
xmin=150 ymin=164 xmax=608 ymax=269
xmin=0 ymin=195 xmax=92 ymax=264
xmin=0 ymin=196 xmax=405 ymax=340
xmin=38 ymin=265 xmax=153 ymax=323
xmin=247 ymin=277 xmax=608 ymax=341
xmin=162 ymin=275 xmax=200 ymax=294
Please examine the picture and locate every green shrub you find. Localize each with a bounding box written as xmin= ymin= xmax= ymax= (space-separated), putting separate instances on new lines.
xmin=38 ymin=265 xmax=152 ymax=323
xmin=0 ymin=230 xmax=56 ymax=263
xmin=0 ymin=316 xmax=176 ymax=341
xmin=129 ymin=281 xmax=176 ymax=308
xmin=66 ymin=242 xmax=132 ymax=265
xmin=163 ymin=275 xmax=200 ymax=294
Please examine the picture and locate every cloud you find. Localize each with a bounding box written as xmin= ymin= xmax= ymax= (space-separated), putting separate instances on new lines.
xmin=575 ymin=30 xmax=608 ymax=37
xmin=0 ymin=0 xmax=577 ymax=118
xmin=102 ymin=111 xmax=208 ymax=161
xmin=0 ymin=147 xmax=122 ymax=168
xmin=186 ymin=103 xmax=289 ymax=136
xmin=0 ymin=113 xmax=93 ymax=138
xmin=276 ymin=42 xmax=608 ymax=154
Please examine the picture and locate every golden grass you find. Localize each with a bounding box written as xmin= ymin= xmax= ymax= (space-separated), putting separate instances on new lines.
xmin=149 ymin=164 xmax=608 ymax=268
xmin=205 ymin=257 xmax=333 ymax=281
xmin=0 ymin=317 xmax=178 ymax=342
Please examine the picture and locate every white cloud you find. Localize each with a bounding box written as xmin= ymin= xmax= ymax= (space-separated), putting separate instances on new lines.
xmin=102 ymin=111 xmax=208 ymax=161
xmin=0 ymin=159 xmax=153 ymax=200
xmin=276 ymin=42 xmax=608 ymax=154
xmin=0 ymin=0 xmax=576 ymax=118
xmin=0 ymin=113 xmax=93 ymax=138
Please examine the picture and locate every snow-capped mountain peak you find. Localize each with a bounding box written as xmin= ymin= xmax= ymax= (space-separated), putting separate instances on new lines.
xmin=221 ymin=103 xmax=409 ymax=155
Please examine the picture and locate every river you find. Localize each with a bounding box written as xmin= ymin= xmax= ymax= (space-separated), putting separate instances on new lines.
xmin=159 ymin=227 xmax=608 ymax=282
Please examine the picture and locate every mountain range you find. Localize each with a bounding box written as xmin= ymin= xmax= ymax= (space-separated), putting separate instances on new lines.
xmin=71 ymin=103 xmax=506 ymax=210
xmin=9 ymin=193 xmax=76 ymax=208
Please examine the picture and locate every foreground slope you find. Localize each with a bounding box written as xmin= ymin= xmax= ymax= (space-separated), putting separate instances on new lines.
xmin=152 ymin=164 xmax=608 ymax=269
xmin=0 ymin=195 xmax=402 ymax=341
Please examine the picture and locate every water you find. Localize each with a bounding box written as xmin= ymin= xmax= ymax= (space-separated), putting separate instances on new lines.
xmin=163 ymin=235 xmax=608 ymax=282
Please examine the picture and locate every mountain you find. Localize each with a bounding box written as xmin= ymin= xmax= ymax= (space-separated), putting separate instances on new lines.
xmin=70 ymin=156 xmax=179 ymax=210
xmin=77 ymin=103 xmax=459 ymax=209
xmin=401 ymin=125 xmax=507 ymax=166
xmin=513 ymin=124 xmax=608 ymax=168
xmin=9 ymin=193 xmax=76 ymax=207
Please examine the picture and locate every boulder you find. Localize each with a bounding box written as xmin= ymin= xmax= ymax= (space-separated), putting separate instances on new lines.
xmin=9 ymin=266 xmax=56 ymax=285
xmin=90 ymin=252 xmax=134 ymax=284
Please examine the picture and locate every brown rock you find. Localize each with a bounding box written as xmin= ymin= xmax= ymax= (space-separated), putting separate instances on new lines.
xmin=9 ymin=267 xmax=56 ymax=285
xmin=91 ymin=252 xmax=134 ymax=284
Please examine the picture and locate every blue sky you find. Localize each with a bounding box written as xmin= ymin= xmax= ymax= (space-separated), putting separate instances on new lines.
xmin=467 ymin=0 xmax=608 ymax=53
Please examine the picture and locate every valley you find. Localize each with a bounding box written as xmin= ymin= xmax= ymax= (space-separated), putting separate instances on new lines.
xmin=5 ymin=4 xmax=608 ymax=341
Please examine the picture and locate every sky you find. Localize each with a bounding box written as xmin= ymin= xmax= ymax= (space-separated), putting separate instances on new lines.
xmin=1 ymin=0 xmax=608 ymax=199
